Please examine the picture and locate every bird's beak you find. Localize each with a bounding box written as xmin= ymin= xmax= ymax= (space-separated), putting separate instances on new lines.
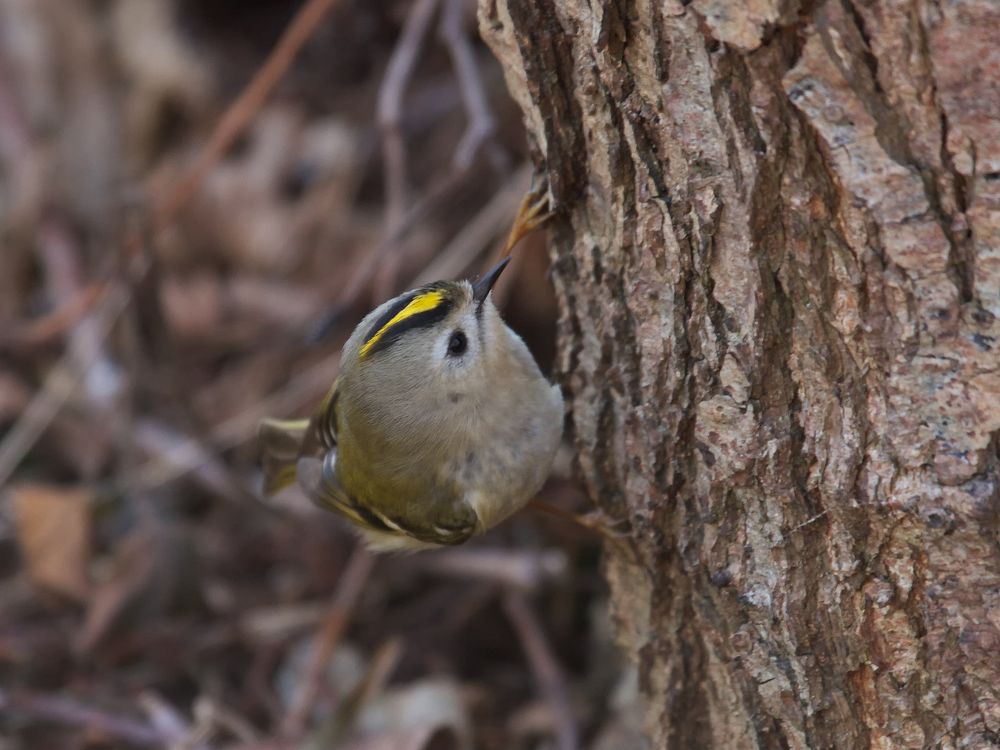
xmin=471 ymin=256 xmax=510 ymax=307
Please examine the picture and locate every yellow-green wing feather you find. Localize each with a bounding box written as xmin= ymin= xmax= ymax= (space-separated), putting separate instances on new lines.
xmin=259 ymin=375 xmax=477 ymax=548
xmin=259 ymin=376 xmax=340 ymax=496
xmin=259 ymin=417 xmax=310 ymax=496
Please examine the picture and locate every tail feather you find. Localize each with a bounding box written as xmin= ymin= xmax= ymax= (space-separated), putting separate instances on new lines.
xmin=259 ymin=418 xmax=310 ymax=496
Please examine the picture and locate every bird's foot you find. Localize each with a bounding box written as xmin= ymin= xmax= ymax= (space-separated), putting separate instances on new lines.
xmin=502 ymin=174 xmax=553 ymax=255
xmin=528 ymin=499 xmax=630 ymax=541
xmin=572 ymin=509 xmax=630 ymax=540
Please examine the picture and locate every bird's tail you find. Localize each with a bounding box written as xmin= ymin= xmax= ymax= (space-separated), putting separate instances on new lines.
xmin=258 ymin=418 xmax=310 ymax=496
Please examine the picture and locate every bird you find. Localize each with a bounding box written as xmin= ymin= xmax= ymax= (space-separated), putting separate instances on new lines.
xmin=259 ymin=185 xmax=562 ymax=551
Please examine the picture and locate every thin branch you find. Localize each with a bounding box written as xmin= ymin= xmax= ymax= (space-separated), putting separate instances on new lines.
xmin=526 ymin=499 xmax=601 ymax=536
xmin=38 ymin=215 xmax=124 ymax=410
xmin=0 ymin=50 xmax=30 ymax=158
xmin=103 ymin=354 xmax=342 ymax=495
xmin=311 ymin=161 xmax=533 ymax=346
xmin=306 ymin=166 xmax=471 ymax=343
xmin=416 ymin=548 xmax=567 ymax=591
xmin=129 ymin=418 xmax=254 ymax=503
xmin=412 ymin=162 xmax=530 ymax=286
xmin=332 ymin=637 xmax=404 ymax=737
xmin=0 ymin=688 xmax=173 ymax=747
xmin=151 ymin=0 xmax=345 ymax=229
xmin=281 ymin=546 xmax=377 ymax=737
xmin=372 ymin=0 xmax=444 ymax=302
xmin=0 ymin=282 xmax=104 ymax=349
xmin=312 ymin=0 xmax=507 ymax=328
xmin=502 ymin=591 xmax=579 ymax=750
xmin=438 ymin=0 xmax=502 ymax=171
xmin=0 ymin=281 xmax=131 ymax=489
xmin=376 ymin=0 xmax=442 ymax=235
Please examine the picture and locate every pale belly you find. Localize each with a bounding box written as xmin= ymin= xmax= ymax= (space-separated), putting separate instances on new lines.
xmin=459 ymin=382 xmax=564 ymax=531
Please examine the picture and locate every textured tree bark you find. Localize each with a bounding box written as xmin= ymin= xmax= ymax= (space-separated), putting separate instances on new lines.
xmin=478 ymin=1 xmax=1000 ymax=747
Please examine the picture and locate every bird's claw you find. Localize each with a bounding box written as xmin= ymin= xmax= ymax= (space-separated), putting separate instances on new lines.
xmin=502 ymin=175 xmax=553 ymax=255
xmin=574 ymin=509 xmax=630 ymax=540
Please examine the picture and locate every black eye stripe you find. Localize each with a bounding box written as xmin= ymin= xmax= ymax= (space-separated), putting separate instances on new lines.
xmin=364 ymin=306 xmax=453 ymax=356
xmin=360 ymin=286 xmax=454 ymax=357
xmin=361 ymin=292 xmax=418 ymax=347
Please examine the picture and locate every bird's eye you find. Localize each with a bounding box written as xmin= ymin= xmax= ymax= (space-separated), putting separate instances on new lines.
xmin=447 ymin=330 xmax=467 ymax=356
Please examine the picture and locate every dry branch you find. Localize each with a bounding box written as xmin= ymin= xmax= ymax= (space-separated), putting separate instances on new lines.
xmin=0 ymin=688 xmax=173 ymax=747
xmin=502 ymin=591 xmax=578 ymax=750
xmin=281 ymin=547 xmax=377 ymax=737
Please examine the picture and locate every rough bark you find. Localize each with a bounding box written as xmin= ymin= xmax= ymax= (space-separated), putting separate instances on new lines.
xmin=478 ymin=1 xmax=1000 ymax=748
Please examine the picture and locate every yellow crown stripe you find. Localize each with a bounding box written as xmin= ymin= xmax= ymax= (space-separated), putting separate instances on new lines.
xmin=359 ymin=290 xmax=446 ymax=358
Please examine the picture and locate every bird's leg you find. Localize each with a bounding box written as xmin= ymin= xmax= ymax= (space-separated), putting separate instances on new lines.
xmin=528 ymin=498 xmax=630 ymax=540
xmin=502 ymin=175 xmax=553 ymax=256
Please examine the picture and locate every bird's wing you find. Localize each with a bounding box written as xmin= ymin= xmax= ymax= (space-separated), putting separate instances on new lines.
xmin=300 ymin=376 xmax=341 ymax=456
xmin=282 ymin=376 xmax=478 ymax=548
xmin=258 ymin=376 xmax=340 ymax=496
xmin=296 ymin=452 xmax=478 ymax=548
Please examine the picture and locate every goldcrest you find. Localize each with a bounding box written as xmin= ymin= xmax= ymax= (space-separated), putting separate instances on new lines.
xmin=259 ymin=248 xmax=563 ymax=552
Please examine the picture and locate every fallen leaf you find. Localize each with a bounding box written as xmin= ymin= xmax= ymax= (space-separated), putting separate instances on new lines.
xmin=352 ymin=679 xmax=470 ymax=750
xmin=11 ymin=482 xmax=92 ymax=601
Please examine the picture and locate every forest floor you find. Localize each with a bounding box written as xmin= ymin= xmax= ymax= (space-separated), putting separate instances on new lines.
xmin=0 ymin=1 xmax=638 ymax=748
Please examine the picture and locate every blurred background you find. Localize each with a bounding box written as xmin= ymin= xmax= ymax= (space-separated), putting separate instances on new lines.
xmin=0 ymin=1 xmax=637 ymax=748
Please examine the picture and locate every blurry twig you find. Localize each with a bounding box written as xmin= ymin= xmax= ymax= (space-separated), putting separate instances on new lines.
xmin=438 ymin=0 xmax=503 ymax=171
xmin=0 ymin=281 xmax=131 ymax=490
xmin=350 ymin=638 xmax=403 ymax=714
xmin=151 ymin=0 xmax=345 ymax=229
xmin=502 ymin=591 xmax=579 ymax=750
xmin=317 ymin=0 xmax=510 ymax=322
xmin=137 ymin=691 xmax=195 ymax=746
xmin=0 ymin=0 xmax=342 ymax=490
xmin=38 ymin=215 xmax=124 ymax=411
xmin=0 ymin=283 xmax=104 ymax=349
xmin=413 ymin=163 xmax=530 ymax=286
xmin=0 ymin=688 xmax=174 ymax=747
xmin=416 ymin=548 xmax=567 ymax=591
xmin=376 ymin=0 xmax=442 ymax=235
xmin=312 ymin=161 xmax=534 ymax=344
xmin=307 ymin=167 xmax=471 ymax=343
xmin=526 ymin=499 xmax=601 ymax=536
xmin=0 ymin=51 xmax=30 ymax=158
xmin=374 ymin=0 xmax=443 ymax=301
xmin=315 ymin=638 xmax=403 ymax=744
xmin=110 ymin=355 xmax=343 ymax=495
xmin=282 ymin=546 xmax=377 ymax=737
xmin=131 ymin=418 xmax=254 ymax=503
xmin=187 ymin=695 xmax=260 ymax=747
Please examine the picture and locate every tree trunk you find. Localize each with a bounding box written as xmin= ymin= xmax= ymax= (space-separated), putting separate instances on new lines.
xmin=478 ymin=1 xmax=1000 ymax=747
